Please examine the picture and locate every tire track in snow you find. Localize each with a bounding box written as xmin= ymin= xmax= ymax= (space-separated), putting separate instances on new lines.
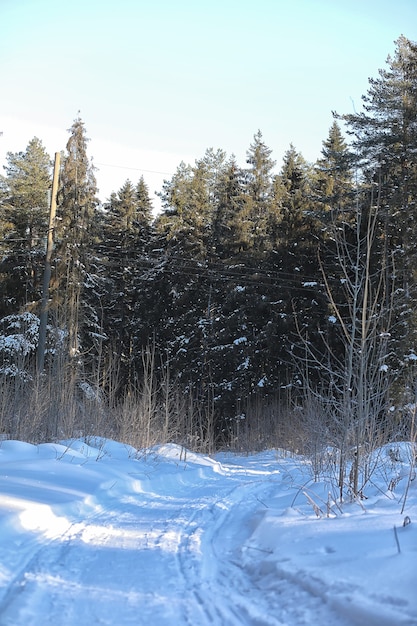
xmin=175 ymin=458 xmax=356 ymax=626
xmin=173 ymin=467 xmax=283 ymax=625
xmin=205 ymin=467 xmax=355 ymax=626
xmin=204 ymin=478 xmax=286 ymax=625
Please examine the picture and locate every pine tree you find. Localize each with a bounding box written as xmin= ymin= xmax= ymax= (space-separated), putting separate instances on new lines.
xmin=0 ymin=138 xmax=51 ymax=315
xmin=156 ymin=150 xmax=228 ymax=260
xmin=340 ymin=35 xmax=417 ymax=361
xmin=340 ymin=36 xmax=417 ymax=260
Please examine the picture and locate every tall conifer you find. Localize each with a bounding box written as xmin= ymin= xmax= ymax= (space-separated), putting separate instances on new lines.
xmin=314 ymin=120 xmax=354 ymax=213
xmin=340 ymin=35 xmax=417 ymax=359
xmin=0 ymin=138 xmax=51 ymax=314
xmin=55 ymin=116 xmax=98 ymax=358
xmin=244 ymin=130 xmax=276 ymax=251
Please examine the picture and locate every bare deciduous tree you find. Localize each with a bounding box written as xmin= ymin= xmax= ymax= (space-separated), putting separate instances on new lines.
xmin=295 ymin=176 xmax=396 ymax=500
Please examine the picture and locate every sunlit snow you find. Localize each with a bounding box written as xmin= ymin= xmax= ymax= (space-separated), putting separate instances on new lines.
xmin=0 ymin=438 xmax=415 ymax=625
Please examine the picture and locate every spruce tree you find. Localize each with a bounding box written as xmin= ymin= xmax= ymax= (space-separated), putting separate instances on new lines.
xmin=314 ymin=120 xmax=354 ymax=213
xmin=244 ymin=130 xmax=276 ymax=252
xmin=54 ymin=115 xmax=98 ymax=359
xmin=135 ymin=175 xmax=154 ymax=227
xmin=153 ymin=160 xmax=209 ymax=384
xmin=271 ymin=145 xmax=327 ymax=390
xmin=212 ymin=156 xmax=246 ymax=257
xmin=99 ymin=177 xmax=154 ymax=388
xmin=313 ymin=121 xmax=355 ymax=345
xmin=278 ymin=144 xmax=313 ymax=248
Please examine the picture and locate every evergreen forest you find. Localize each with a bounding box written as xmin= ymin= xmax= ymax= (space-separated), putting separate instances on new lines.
xmin=1 ymin=37 xmax=417 ymax=491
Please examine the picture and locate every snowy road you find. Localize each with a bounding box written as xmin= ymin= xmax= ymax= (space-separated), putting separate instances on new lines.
xmin=0 ymin=440 xmax=416 ymax=625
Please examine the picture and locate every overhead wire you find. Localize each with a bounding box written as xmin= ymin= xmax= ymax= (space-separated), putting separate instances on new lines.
xmin=0 ymin=235 xmax=339 ymax=293
xmin=95 ymin=162 xmax=172 ymax=176
xmin=89 ymin=247 xmax=328 ymax=293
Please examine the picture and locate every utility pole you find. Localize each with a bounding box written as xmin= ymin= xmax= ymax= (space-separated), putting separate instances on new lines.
xmin=37 ymin=152 xmax=60 ymax=372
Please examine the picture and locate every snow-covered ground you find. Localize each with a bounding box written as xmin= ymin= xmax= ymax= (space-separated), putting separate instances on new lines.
xmin=0 ymin=438 xmax=415 ymax=625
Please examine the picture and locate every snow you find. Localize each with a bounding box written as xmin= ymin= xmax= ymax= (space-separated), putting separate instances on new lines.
xmin=0 ymin=438 xmax=416 ymax=625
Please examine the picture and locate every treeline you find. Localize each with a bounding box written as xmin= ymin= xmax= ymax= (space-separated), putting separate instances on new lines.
xmin=1 ymin=37 xmax=417 ymax=470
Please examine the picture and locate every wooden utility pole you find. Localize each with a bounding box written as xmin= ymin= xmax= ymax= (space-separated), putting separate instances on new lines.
xmin=37 ymin=152 xmax=60 ymax=372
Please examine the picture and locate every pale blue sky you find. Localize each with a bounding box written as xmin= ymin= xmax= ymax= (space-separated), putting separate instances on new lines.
xmin=1 ymin=0 xmax=416 ymax=206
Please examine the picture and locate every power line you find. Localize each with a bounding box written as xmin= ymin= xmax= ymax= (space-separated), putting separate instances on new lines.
xmin=88 ymin=249 xmax=327 ymax=292
xmin=95 ymin=162 xmax=172 ymax=176
xmin=0 ymin=238 xmax=312 ymax=287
